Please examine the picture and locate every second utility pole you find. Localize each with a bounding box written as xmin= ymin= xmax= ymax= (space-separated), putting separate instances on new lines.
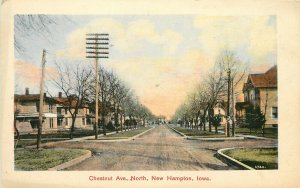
xmin=86 ymin=33 xmax=109 ymax=139
xmin=37 ymin=49 xmax=46 ymax=149
xmin=226 ymin=69 xmax=231 ymax=137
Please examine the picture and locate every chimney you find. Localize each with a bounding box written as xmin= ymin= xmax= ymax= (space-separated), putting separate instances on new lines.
xmin=25 ymin=88 xmax=29 ymax=95
xmin=58 ymin=92 xmax=62 ymax=98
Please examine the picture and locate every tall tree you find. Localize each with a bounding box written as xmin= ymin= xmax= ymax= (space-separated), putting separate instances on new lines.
xmin=51 ymin=63 xmax=92 ymax=139
xmin=214 ymin=50 xmax=247 ymax=136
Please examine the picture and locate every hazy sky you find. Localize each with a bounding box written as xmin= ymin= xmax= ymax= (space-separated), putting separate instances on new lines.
xmin=15 ymin=15 xmax=277 ymax=118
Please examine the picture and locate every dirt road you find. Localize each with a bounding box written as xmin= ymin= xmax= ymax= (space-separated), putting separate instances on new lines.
xmin=47 ymin=125 xmax=277 ymax=170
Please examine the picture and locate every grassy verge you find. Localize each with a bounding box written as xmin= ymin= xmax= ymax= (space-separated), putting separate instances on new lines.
xmin=235 ymin=128 xmax=278 ymax=139
xmin=15 ymin=129 xmax=118 ymax=140
xmin=15 ymin=139 xmax=68 ymax=148
xmin=16 ymin=129 xmax=100 ymax=139
xmin=15 ymin=149 xmax=86 ymax=170
xmin=103 ymin=127 xmax=151 ymax=138
xmin=172 ymin=126 xmax=224 ymax=137
xmin=223 ymin=148 xmax=278 ymax=170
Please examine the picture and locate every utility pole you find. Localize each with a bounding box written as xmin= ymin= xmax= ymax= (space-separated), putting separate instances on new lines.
xmin=231 ymin=79 xmax=235 ymax=137
xmin=86 ymin=33 xmax=109 ymax=139
xmin=226 ymin=69 xmax=231 ymax=137
xmin=37 ymin=49 xmax=46 ymax=149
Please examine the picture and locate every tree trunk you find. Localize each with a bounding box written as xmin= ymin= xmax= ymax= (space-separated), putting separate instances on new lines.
xmin=14 ymin=114 xmax=20 ymax=149
xmin=115 ymin=109 xmax=119 ymax=133
xmin=129 ymin=115 xmax=132 ymax=130
xmin=208 ymin=109 xmax=212 ymax=132
xmin=214 ymin=125 xmax=218 ymax=134
xmin=102 ymin=113 xmax=106 ymax=135
xmin=120 ymin=113 xmax=123 ymax=132
xmin=203 ymin=117 xmax=206 ymax=131
xmin=70 ymin=117 xmax=76 ymax=139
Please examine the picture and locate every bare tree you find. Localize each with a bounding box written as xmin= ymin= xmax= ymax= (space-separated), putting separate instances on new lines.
xmin=107 ymin=71 xmax=130 ymax=133
xmin=218 ymin=50 xmax=247 ymax=136
xmin=123 ymin=94 xmax=139 ymax=129
xmin=50 ymin=63 xmax=92 ymax=139
xmin=98 ymin=67 xmax=115 ymax=135
xmin=112 ymin=80 xmax=130 ymax=132
xmin=14 ymin=15 xmax=73 ymax=55
xmin=172 ymin=50 xmax=246 ymax=136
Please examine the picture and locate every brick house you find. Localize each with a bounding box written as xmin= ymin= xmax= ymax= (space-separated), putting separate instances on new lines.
xmin=236 ymin=65 xmax=278 ymax=127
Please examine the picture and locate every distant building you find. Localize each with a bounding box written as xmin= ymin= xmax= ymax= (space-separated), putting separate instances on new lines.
xmin=213 ymin=100 xmax=228 ymax=126
xmin=14 ymin=88 xmax=60 ymax=133
xmin=14 ymin=88 xmax=93 ymax=133
xmin=53 ymin=92 xmax=93 ymax=130
xmin=236 ymin=65 xmax=278 ymax=127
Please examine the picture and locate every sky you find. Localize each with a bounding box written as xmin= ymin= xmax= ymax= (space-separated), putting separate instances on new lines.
xmin=14 ymin=15 xmax=277 ymax=119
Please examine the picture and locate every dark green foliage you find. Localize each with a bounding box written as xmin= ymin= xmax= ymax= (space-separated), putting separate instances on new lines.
xmin=245 ymin=104 xmax=266 ymax=132
xmin=107 ymin=121 xmax=116 ymax=131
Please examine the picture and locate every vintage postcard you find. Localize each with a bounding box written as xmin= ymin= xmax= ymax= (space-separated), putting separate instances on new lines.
xmin=1 ymin=0 xmax=300 ymax=188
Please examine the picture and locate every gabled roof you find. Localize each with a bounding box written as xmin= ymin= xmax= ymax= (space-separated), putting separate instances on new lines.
xmin=14 ymin=94 xmax=88 ymax=108
xmin=53 ymin=97 xmax=88 ymax=108
xmin=246 ymin=65 xmax=277 ymax=89
xmin=14 ymin=94 xmax=57 ymax=103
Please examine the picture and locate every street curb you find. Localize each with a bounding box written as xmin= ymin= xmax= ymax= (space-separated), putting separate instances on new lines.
xmin=217 ymin=148 xmax=257 ymax=170
xmin=80 ymin=126 xmax=155 ymax=142
xmin=131 ymin=126 xmax=155 ymax=140
xmin=167 ymin=125 xmax=187 ymax=138
xmin=48 ymin=149 xmax=91 ymax=171
xmin=187 ymin=136 xmax=245 ymax=141
xmin=168 ymin=125 xmax=244 ymax=141
xmin=218 ymin=130 xmax=277 ymax=141
xmin=241 ymin=135 xmax=277 ymax=141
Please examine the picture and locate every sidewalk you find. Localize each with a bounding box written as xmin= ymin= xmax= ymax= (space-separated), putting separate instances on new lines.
xmin=218 ymin=130 xmax=277 ymax=141
xmin=59 ymin=127 xmax=143 ymax=142
xmin=24 ymin=127 xmax=142 ymax=148
xmin=168 ymin=125 xmax=244 ymax=141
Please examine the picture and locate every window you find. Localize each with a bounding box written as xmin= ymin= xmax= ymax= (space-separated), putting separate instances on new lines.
xmin=272 ymin=107 xmax=278 ymax=119
xmin=50 ymin=118 xmax=53 ymax=128
xmin=57 ymin=108 xmax=62 ymax=115
xmin=82 ymin=118 xmax=85 ymax=125
xmin=49 ymin=104 xmax=53 ymax=112
xmin=57 ymin=118 xmax=62 ymax=126
xmin=65 ymin=108 xmax=68 ymax=114
xmin=65 ymin=118 xmax=68 ymax=126
xmin=36 ymin=102 xmax=39 ymax=112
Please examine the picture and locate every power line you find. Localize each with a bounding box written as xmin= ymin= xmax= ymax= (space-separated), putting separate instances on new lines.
xmin=86 ymin=33 xmax=110 ymax=139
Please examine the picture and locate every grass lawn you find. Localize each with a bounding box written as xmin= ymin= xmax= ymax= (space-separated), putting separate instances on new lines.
xmin=16 ymin=129 xmax=100 ymax=139
xmin=172 ymin=126 xmax=224 ymax=137
xmin=15 ymin=139 xmax=68 ymax=148
xmin=15 ymin=149 xmax=86 ymax=170
xmin=235 ymin=127 xmax=278 ymax=139
xmin=223 ymin=148 xmax=278 ymax=170
xmin=104 ymin=127 xmax=152 ymax=138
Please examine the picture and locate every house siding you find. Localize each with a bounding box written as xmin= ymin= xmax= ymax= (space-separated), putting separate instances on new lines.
xmin=259 ymin=88 xmax=278 ymax=127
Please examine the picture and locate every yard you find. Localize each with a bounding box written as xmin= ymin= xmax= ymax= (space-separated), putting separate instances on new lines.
xmin=223 ymin=147 xmax=278 ymax=170
xmin=15 ymin=129 xmax=101 ymax=139
xmin=14 ymin=149 xmax=87 ymax=170
xmin=14 ymin=138 xmax=67 ymax=148
xmin=172 ymin=126 xmax=225 ymax=137
xmin=235 ymin=127 xmax=278 ymax=139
